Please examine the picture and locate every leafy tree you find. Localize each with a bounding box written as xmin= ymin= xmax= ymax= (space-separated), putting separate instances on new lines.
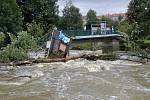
xmin=100 ymin=16 xmax=118 ymax=27
xmin=118 ymin=16 xmax=124 ymax=22
xmin=0 ymin=31 xmax=37 ymax=62
xmin=59 ymin=5 xmax=83 ymax=30
xmin=119 ymin=21 xmax=150 ymax=53
xmin=15 ymin=31 xmax=37 ymax=52
xmin=117 ymin=21 xmax=139 ymax=51
xmin=17 ymin=0 xmax=59 ymax=33
xmin=117 ymin=20 xmax=132 ymax=33
xmin=0 ymin=44 xmax=27 ymax=62
xmin=86 ymin=9 xmax=99 ymax=25
xmin=0 ymin=0 xmax=23 ymax=33
xmin=127 ymin=0 xmax=150 ymax=35
xmin=0 ymin=32 xmax=6 ymax=48
xmin=125 ymin=0 xmax=150 ymax=52
xmin=0 ymin=33 xmax=5 ymax=44
xmin=27 ymin=21 xmax=44 ymax=40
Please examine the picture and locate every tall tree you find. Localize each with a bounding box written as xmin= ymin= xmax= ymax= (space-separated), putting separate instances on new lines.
xmin=60 ymin=4 xmax=83 ymax=30
xmin=100 ymin=16 xmax=118 ymax=27
xmin=117 ymin=20 xmax=132 ymax=34
xmin=0 ymin=0 xmax=23 ymax=33
xmin=17 ymin=0 xmax=59 ymax=33
xmin=122 ymin=0 xmax=150 ymax=50
xmin=86 ymin=9 xmax=99 ymax=25
xmin=127 ymin=0 xmax=150 ymax=35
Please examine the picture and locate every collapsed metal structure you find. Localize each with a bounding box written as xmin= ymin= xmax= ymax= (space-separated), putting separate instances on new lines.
xmin=45 ymin=30 xmax=71 ymax=58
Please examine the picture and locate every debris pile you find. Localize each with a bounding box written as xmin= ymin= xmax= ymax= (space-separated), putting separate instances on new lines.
xmin=46 ymin=30 xmax=71 ymax=58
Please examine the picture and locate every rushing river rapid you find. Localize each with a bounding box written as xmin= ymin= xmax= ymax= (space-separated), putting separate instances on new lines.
xmin=0 ymin=51 xmax=150 ymax=100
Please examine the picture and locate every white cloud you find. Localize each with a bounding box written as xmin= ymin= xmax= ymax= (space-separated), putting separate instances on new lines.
xmin=57 ymin=0 xmax=131 ymax=16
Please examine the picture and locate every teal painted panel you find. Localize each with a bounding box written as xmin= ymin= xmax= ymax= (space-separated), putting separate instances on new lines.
xmin=62 ymin=30 xmax=91 ymax=37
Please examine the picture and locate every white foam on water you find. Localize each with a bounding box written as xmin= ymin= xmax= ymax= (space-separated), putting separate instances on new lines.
xmin=0 ymin=81 xmax=24 ymax=85
xmin=109 ymin=96 xmax=118 ymax=100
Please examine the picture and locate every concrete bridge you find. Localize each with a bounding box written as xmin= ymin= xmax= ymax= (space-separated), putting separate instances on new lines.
xmin=39 ymin=31 xmax=123 ymax=53
xmin=71 ymin=33 xmax=122 ymax=53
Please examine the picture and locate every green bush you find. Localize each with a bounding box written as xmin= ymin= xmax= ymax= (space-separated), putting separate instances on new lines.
xmin=0 ymin=32 xmax=5 ymax=43
xmin=0 ymin=31 xmax=37 ymax=63
xmin=0 ymin=45 xmax=27 ymax=63
xmin=16 ymin=31 xmax=38 ymax=52
xmin=27 ymin=21 xmax=44 ymax=40
xmin=0 ymin=32 xmax=6 ymax=48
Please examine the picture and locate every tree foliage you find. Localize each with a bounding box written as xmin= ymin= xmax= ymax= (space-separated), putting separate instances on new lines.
xmin=0 ymin=33 xmax=5 ymax=43
xmin=17 ymin=0 xmax=59 ymax=33
xmin=0 ymin=33 xmax=6 ymax=48
xmin=127 ymin=0 xmax=150 ymax=35
xmin=27 ymin=21 xmax=44 ymax=40
xmin=124 ymin=0 xmax=150 ymax=52
xmin=100 ymin=16 xmax=118 ymax=27
xmin=117 ymin=20 xmax=132 ymax=34
xmin=86 ymin=9 xmax=99 ymax=25
xmin=117 ymin=20 xmax=140 ymax=51
xmin=0 ymin=31 xmax=37 ymax=62
xmin=0 ymin=0 xmax=23 ymax=33
xmin=15 ymin=31 xmax=37 ymax=52
xmin=0 ymin=44 xmax=27 ymax=62
xmin=59 ymin=5 xmax=83 ymax=30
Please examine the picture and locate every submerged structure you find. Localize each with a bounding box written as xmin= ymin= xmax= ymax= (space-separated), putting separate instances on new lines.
xmin=45 ymin=30 xmax=71 ymax=58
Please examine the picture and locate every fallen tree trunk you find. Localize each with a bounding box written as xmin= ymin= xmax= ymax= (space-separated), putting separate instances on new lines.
xmin=82 ymin=54 xmax=116 ymax=61
xmin=2 ymin=53 xmax=148 ymax=66
xmin=4 ymin=54 xmax=118 ymax=66
xmin=1 ymin=56 xmax=82 ymax=66
xmin=33 ymin=56 xmax=81 ymax=63
xmin=11 ymin=61 xmax=33 ymax=66
xmin=34 ymin=54 xmax=117 ymax=63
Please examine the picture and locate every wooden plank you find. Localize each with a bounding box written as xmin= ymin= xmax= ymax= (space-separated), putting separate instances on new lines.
xmin=33 ymin=56 xmax=81 ymax=63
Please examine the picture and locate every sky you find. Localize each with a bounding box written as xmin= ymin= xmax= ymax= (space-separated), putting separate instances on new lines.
xmin=57 ymin=0 xmax=131 ymax=16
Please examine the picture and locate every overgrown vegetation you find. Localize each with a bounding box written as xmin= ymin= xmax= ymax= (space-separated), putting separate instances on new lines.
xmin=59 ymin=3 xmax=83 ymax=30
xmin=27 ymin=21 xmax=44 ymax=41
xmin=0 ymin=32 xmax=6 ymax=49
xmin=117 ymin=0 xmax=150 ymax=58
xmin=0 ymin=31 xmax=37 ymax=63
xmin=0 ymin=33 xmax=5 ymax=44
xmin=0 ymin=0 xmax=23 ymax=33
xmin=0 ymin=45 xmax=27 ymax=63
xmin=0 ymin=0 xmax=58 ymax=62
xmin=86 ymin=9 xmax=99 ymax=25
xmin=17 ymin=0 xmax=59 ymax=33
xmin=0 ymin=0 xmax=149 ymax=62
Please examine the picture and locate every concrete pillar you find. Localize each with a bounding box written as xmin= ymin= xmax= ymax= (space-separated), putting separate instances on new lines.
xmin=102 ymin=40 xmax=113 ymax=53
xmin=112 ymin=39 xmax=120 ymax=51
xmin=102 ymin=39 xmax=120 ymax=54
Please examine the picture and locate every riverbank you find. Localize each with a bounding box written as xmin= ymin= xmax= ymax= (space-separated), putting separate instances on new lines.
xmin=0 ymin=50 xmax=149 ymax=66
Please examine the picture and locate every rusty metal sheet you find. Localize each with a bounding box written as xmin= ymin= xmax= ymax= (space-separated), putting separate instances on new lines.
xmin=59 ymin=43 xmax=67 ymax=52
xmin=52 ymin=40 xmax=60 ymax=52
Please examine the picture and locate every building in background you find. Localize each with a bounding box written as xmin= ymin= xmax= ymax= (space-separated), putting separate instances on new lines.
xmin=104 ymin=13 xmax=126 ymax=21
xmin=82 ymin=13 xmax=126 ymax=25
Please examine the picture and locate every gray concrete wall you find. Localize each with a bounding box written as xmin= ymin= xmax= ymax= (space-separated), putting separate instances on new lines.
xmin=71 ymin=38 xmax=120 ymax=53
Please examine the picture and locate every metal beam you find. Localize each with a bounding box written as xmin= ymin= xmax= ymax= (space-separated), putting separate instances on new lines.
xmin=72 ymin=34 xmax=122 ymax=40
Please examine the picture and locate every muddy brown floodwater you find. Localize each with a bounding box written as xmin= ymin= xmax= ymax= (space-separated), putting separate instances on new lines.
xmin=0 ymin=58 xmax=150 ymax=100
